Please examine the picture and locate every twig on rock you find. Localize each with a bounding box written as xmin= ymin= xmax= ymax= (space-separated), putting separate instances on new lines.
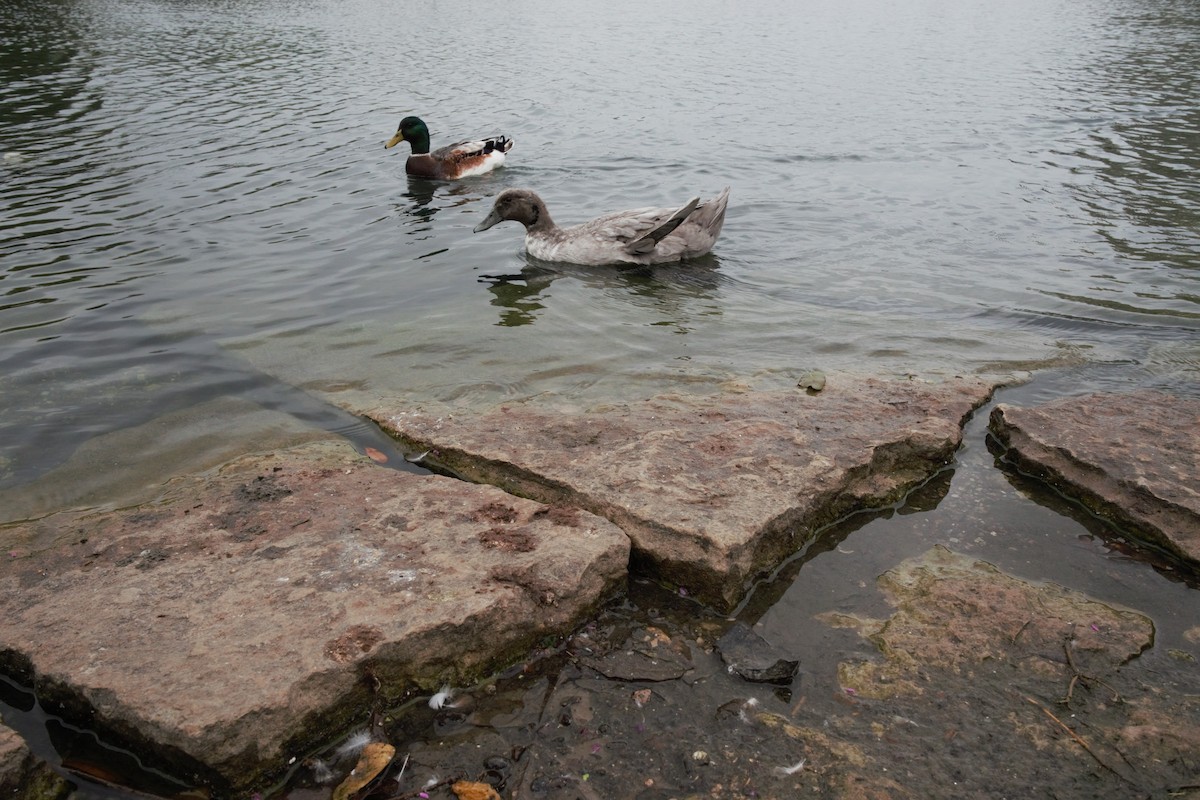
xmin=1023 ymin=695 xmax=1137 ymax=788
xmin=1060 ymin=628 xmax=1121 ymax=707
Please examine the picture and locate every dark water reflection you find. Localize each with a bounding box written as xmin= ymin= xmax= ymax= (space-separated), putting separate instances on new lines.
xmin=479 ymin=260 xmax=724 ymax=329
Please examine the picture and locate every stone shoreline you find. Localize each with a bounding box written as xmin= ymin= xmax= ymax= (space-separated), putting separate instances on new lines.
xmin=2 ymin=379 xmax=1197 ymax=797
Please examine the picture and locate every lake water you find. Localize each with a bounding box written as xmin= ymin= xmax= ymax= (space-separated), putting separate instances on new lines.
xmin=2 ymin=0 xmax=1199 ymax=794
xmin=3 ymin=0 xmax=1198 ymax=517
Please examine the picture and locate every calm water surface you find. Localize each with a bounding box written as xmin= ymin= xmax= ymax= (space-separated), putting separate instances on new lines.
xmin=2 ymin=0 xmax=1199 ymax=793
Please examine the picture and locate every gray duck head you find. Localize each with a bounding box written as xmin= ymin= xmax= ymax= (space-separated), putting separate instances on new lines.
xmin=473 ymin=189 xmax=549 ymax=233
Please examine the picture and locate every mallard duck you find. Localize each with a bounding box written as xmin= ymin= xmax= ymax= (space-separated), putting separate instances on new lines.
xmin=384 ymin=116 xmax=513 ymax=180
xmin=473 ymin=187 xmax=730 ymax=266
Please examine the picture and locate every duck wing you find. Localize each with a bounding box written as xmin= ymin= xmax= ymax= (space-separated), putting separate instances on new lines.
xmin=433 ymin=135 xmax=513 ymax=163
xmin=621 ymin=196 xmax=700 ymax=255
xmin=569 ymin=200 xmax=700 ymax=255
xmin=536 ymin=191 xmax=726 ymax=265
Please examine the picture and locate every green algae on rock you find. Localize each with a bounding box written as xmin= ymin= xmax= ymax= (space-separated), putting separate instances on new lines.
xmin=826 ymin=546 xmax=1153 ymax=700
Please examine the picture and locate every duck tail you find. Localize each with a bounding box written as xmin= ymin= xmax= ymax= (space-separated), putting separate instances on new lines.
xmin=478 ymin=136 xmax=513 ymax=155
xmin=692 ymin=187 xmax=731 ymax=237
xmin=624 ymin=196 xmax=700 ymax=255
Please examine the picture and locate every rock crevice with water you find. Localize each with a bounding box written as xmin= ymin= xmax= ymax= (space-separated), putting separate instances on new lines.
xmin=989 ymin=390 xmax=1200 ymax=572
xmin=0 ymin=724 xmax=69 ymax=800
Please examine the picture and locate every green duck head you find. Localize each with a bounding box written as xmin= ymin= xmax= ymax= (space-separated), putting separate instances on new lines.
xmin=384 ymin=116 xmax=431 ymax=153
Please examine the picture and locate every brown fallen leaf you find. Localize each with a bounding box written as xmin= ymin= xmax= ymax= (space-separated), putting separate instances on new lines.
xmin=364 ymin=447 xmax=388 ymax=463
xmin=332 ymin=742 xmax=395 ymax=800
xmin=61 ymin=757 xmax=125 ymax=785
xmin=451 ymin=780 xmax=502 ymax=800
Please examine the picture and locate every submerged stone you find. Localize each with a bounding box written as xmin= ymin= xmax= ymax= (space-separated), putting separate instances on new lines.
xmin=717 ymin=622 xmax=800 ymax=684
xmin=370 ymin=375 xmax=996 ymax=609
xmin=990 ymin=390 xmax=1200 ymax=571
xmin=813 ymin=546 xmax=1200 ymax=795
xmin=0 ymin=441 xmax=629 ymax=794
xmin=573 ymin=622 xmax=694 ymax=682
xmin=826 ymin=546 xmax=1154 ymax=700
xmin=0 ymin=724 xmax=69 ymax=800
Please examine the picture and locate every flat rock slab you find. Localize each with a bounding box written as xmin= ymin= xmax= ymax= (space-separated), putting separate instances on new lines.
xmin=990 ymin=391 xmax=1200 ymax=570
xmin=0 ymin=441 xmax=629 ymax=794
xmin=369 ymin=376 xmax=995 ymax=609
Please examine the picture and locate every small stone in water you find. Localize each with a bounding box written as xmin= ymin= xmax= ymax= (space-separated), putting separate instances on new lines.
xmin=798 ymin=370 xmax=826 ymax=392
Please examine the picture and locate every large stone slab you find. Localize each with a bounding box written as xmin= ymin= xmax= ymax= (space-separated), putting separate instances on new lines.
xmin=0 ymin=441 xmax=629 ymax=794
xmin=369 ymin=376 xmax=995 ymax=609
xmin=990 ymin=391 xmax=1200 ymax=570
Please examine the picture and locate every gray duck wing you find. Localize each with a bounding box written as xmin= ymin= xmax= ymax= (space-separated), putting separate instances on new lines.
xmin=571 ymin=202 xmax=699 ymax=251
xmin=623 ymin=197 xmax=700 ymax=255
xmin=573 ymin=207 xmax=665 ymax=243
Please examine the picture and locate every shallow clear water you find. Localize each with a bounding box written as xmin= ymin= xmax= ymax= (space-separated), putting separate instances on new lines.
xmin=2 ymin=0 xmax=1198 ymax=515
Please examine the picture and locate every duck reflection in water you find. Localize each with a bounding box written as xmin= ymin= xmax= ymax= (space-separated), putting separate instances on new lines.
xmin=395 ymin=177 xmax=481 ymax=235
xmin=477 ymin=257 xmax=725 ymax=329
